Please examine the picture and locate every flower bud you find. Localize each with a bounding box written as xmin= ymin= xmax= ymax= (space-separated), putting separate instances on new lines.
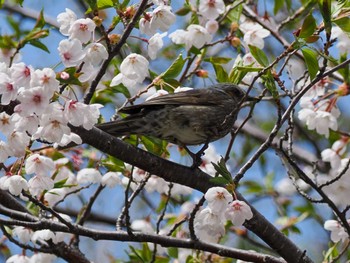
xmin=195 ymin=69 xmax=209 ymax=78
xmin=230 ymin=22 xmax=239 ymax=32
xmin=230 ymin=37 xmax=241 ymax=47
xmin=108 ymin=34 xmax=121 ymax=44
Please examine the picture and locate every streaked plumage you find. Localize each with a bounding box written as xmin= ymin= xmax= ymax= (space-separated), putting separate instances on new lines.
xmin=97 ymin=83 xmax=250 ymax=145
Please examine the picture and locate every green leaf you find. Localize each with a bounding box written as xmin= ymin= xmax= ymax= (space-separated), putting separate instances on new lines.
xmin=302 ymin=48 xmax=319 ymax=80
xmin=109 ymin=83 xmax=131 ymax=98
xmin=15 ymin=0 xmax=23 ymax=6
xmin=85 ymin=0 xmax=97 ymax=10
xmin=318 ymin=0 xmax=332 ymax=34
xmin=225 ymin=2 xmax=242 ymax=23
xmin=211 ymin=158 xmax=233 ymax=183
xmin=28 ymin=39 xmax=50 ymax=53
xmin=140 ymin=136 xmax=169 ymax=157
xmin=24 ymin=29 xmax=49 ymax=42
xmin=274 ymin=0 xmax=284 ymax=15
xmin=167 ymin=247 xmax=178 ymax=258
xmin=204 ymin=57 xmax=231 ymax=64
xmin=261 ymin=71 xmax=279 ymax=99
xmin=249 ymin=45 xmax=269 ymax=67
xmin=209 ymin=176 xmax=230 ymax=185
xmin=97 ymin=0 xmax=114 ymax=9
xmin=34 ymin=9 xmax=46 ymax=29
xmin=176 ymin=5 xmax=192 ymax=16
xmin=212 ymin=63 xmax=228 ymax=82
xmin=101 ymin=155 xmax=125 ymax=172
xmin=161 ymin=54 xmax=185 ymax=79
xmin=53 ymin=178 xmax=69 ymax=188
xmin=333 ymin=16 xmax=350 ymax=32
xmin=299 ymin=14 xmax=316 ymax=38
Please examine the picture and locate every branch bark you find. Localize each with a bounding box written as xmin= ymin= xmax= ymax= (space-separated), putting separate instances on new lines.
xmin=70 ymin=125 xmax=314 ymax=263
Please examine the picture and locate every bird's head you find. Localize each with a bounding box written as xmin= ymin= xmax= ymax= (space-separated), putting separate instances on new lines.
xmin=217 ymin=83 xmax=257 ymax=102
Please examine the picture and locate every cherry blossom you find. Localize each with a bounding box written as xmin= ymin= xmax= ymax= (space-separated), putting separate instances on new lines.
xmin=120 ymin=53 xmax=149 ymax=80
xmin=148 ymin=32 xmax=167 ymax=60
xmin=0 ymin=72 xmax=17 ymax=105
xmin=31 ymin=229 xmax=58 ymax=244
xmin=0 ymin=141 xmax=9 ymax=162
xmin=324 ymin=219 xmax=349 ymax=243
xmin=101 ymin=171 xmax=123 ymax=188
xmin=12 ymin=226 xmax=33 ymax=244
xmin=68 ymin=18 xmax=96 ymax=43
xmin=194 ymin=207 xmax=225 ymax=242
xmin=198 ymin=0 xmax=225 ymax=20
xmin=205 ymin=20 xmax=219 ymax=34
xmin=131 ymin=219 xmax=154 ymax=234
xmin=6 ymin=255 xmax=30 ymax=263
xmin=64 ymin=100 xmax=102 ymax=130
xmin=1 ymin=175 xmax=29 ymax=196
xmin=0 ymin=112 xmax=15 ymax=136
xmin=169 ymin=25 xmax=212 ymax=51
xmin=139 ymin=14 xmax=154 ymax=36
xmin=17 ymin=86 xmax=52 ymax=116
xmin=28 ymin=174 xmax=55 ymax=196
xmin=225 ymin=200 xmax=253 ymax=226
xmin=150 ymin=5 xmax=176 ymax=32
xmin=25 ymin=154 xmax=55 ymax=176
xmin=298 ymin=99 xmax=340 ymax=138
xmin=111 ymin=53 xmax=149 ymax=88
xmin=30 ymin=253 xmax=57 ymax=263
xmin=321 ymin=139 xmax=347 ymax=169
xmin=12 ymin=113 xmax=39 ymax=135
xmin=58 ymin=39 xmax=86 ymax=67
xmin=7 ymin=131 xmax=30 ymax=157
xmin=32 ymin=103 xmax=71 ymax=143
xmin=10 ymin=62 xmax=33 ymax=89
xmin=77 ymin=168 xmax=102 ymax=184
xmin=204 ymin=187 xmax=233 ymax=215
xmin=240 ymin=21 xmax=270 ymax=49
xmin=57 ymin=8 xmax=77 ymax=36
xmin=30 ymin=68 xmax=60 ymax=93
xmin=84 ymin=43 xmax=108 ymax=65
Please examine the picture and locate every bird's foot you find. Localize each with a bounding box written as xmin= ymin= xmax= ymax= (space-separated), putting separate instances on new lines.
xmin=185 ymin=142 xmax=209 ymax=169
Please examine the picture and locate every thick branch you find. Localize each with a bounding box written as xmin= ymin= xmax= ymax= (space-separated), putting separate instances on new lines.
xmin=70 ymin=125 xmax=314 ymax=263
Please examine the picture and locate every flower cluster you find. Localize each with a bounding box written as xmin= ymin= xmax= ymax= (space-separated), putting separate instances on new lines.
xmin=194 ymin=187 xmax=253 ymax=242
xmin=298 ymin=79 xmax=340 ymax=138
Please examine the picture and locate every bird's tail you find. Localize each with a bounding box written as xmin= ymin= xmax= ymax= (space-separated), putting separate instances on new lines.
xmin=96 ymin=116 xmax=145 ymax=137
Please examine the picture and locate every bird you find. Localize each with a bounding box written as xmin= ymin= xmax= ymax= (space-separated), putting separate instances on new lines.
xmin=97 ymin=83 xmax=255 ymax=166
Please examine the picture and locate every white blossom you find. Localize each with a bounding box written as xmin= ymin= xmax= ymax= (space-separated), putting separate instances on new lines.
xmin=68 ymin=18 xmax=96 ymax=43
xmin=101 ymin=171 xmax=122 ymax=188
xmin=198 ymin=0 xmax=225 ymax=20
xmin=194 ymin=207 xmax=225 ymax=242
xmin=225 ymin=200 xmax=253 ymax=226
xmin=77 ymin=168 xmax=102 ymax=184
xmin=25 ymin=154 xmax=55 ymax=176
xmin=205 ymin=187 xmax=233 ymax=215
xmin=150 ymin=5 xmax=176 ymax=32
xmin=58 ymin=39 xmax=86 ymax=67
xmin=84 ymin=43 xmax=108 ymax=65
xmin=148 ymin=32 xmax=167 ymax=60
xmin=324 ymin=219 xmax=349 ymax=243
xmin=12 ymin=226 xmax=33 ymax=244
xmin=57 ymin=8 xmax=77 ymax=36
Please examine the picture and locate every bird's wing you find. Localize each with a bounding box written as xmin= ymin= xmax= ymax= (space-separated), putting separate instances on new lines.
xmin=119 ymin=88 xmax=225 ymax=114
